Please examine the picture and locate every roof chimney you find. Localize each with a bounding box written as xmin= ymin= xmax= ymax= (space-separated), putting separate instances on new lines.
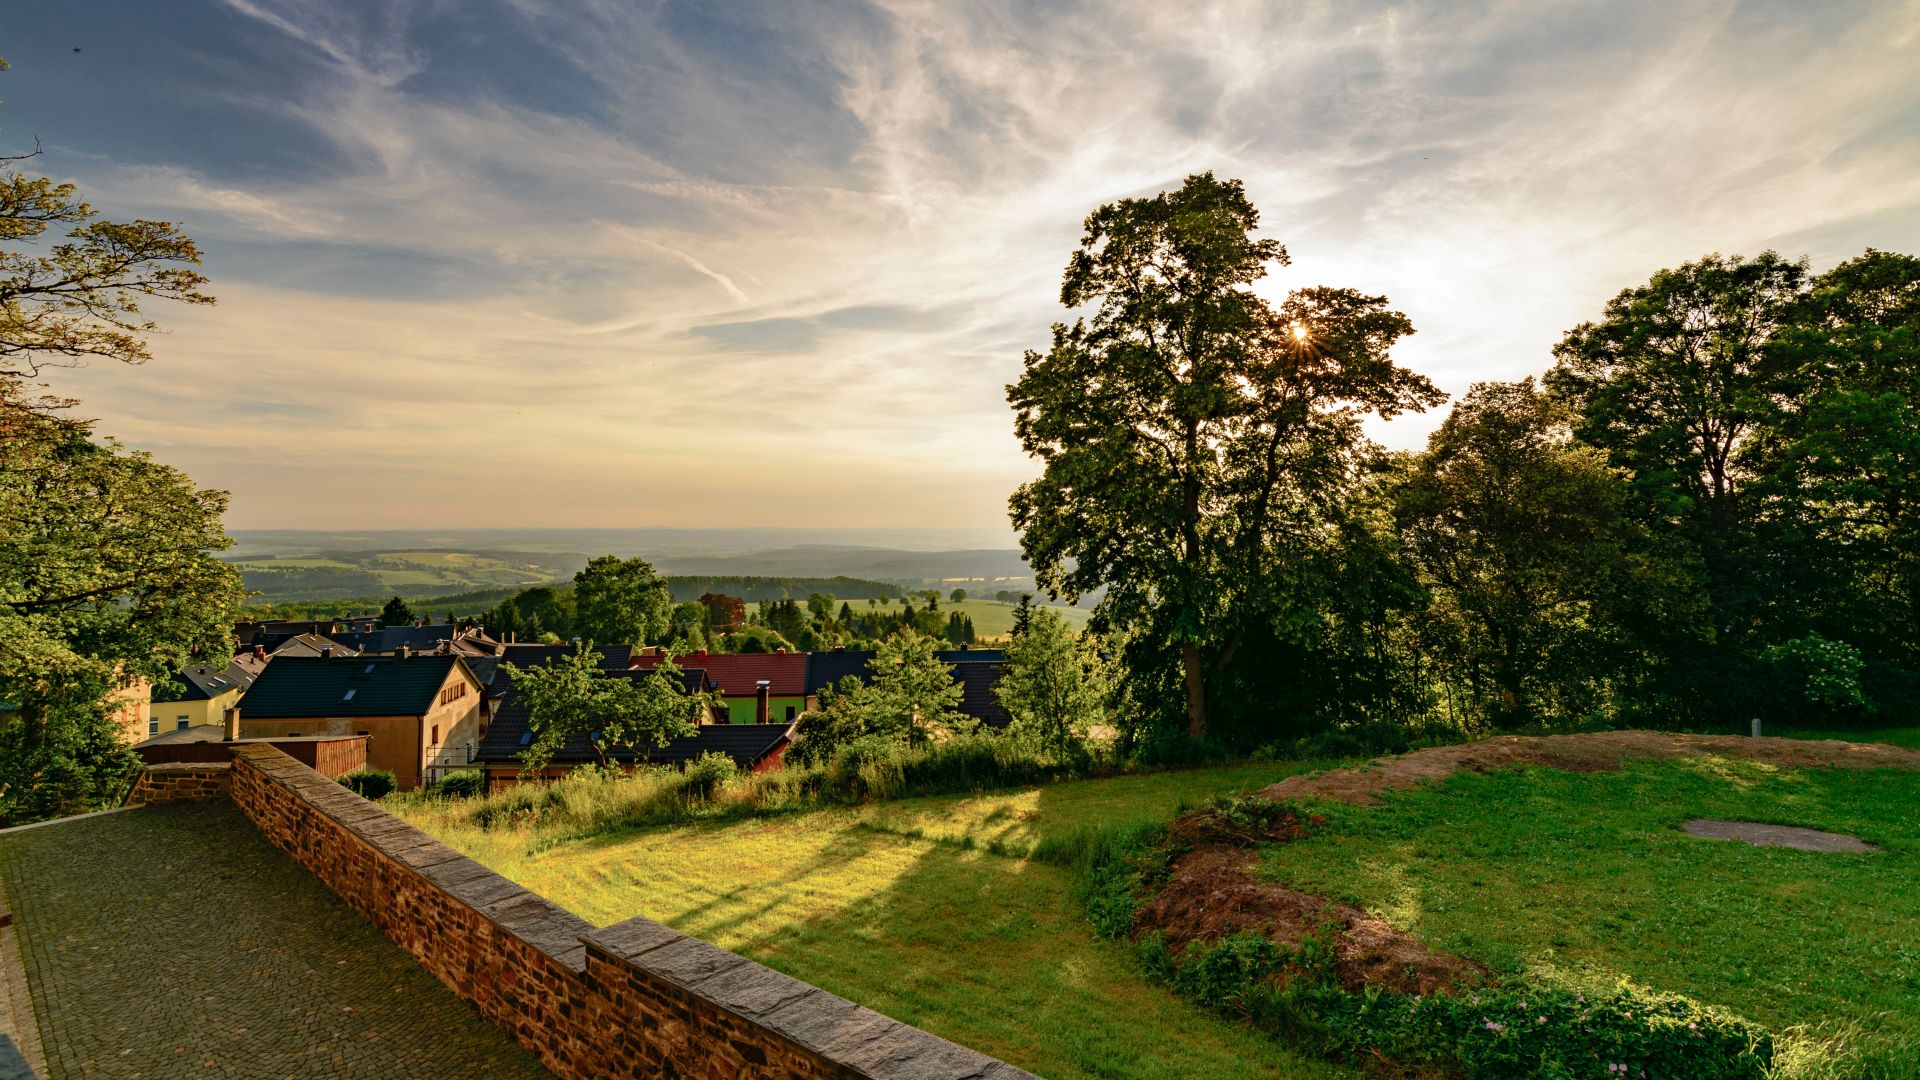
xmin=321 ymin=643 xmax=334 ymax=659
xmin=397 ymin=644 xmax=411 ymax=660
xmin=755 ymin=679 xmax=771 ymax=724
xmin=252 ymin=645 xmax=267 ymax=662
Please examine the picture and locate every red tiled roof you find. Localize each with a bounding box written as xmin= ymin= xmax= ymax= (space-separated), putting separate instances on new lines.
xmin=636 ymin=651 xmax=808 ymax=696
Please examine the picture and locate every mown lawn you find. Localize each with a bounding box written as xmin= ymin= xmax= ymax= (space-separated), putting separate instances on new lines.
xmin=396 ymin=761 xmax=1356 ymax=1080
xmin=1257 ymin=753 xmax=1920 ymax=1076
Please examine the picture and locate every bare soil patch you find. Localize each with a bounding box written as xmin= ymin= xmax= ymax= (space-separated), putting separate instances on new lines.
xmin=1132 ymin=807 xmax=1485 ymax=997
xmin=1683 ymin=818 xmax=1878 ymax=853
xmin=1259 ymin=730 xmax=1920 ymax=805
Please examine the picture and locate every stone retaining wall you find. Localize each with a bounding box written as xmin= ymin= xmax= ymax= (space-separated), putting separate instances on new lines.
xmin=123 ymin=762 xmax=230 ymax=806
xmin=226 ymin=744 xmax=1031 ymax=1079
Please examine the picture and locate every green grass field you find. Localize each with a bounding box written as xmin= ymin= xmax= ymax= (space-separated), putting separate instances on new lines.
xmin=839 ymin=596 xmax=1091 ymax=638
xmin=1256 ymin=749 xmax=1920 ymax=1076
xmin=395 ymin=761 xmax=1357 ymax=1080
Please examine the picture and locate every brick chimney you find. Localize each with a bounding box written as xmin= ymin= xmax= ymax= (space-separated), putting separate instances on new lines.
xmin=252 ymin=645 xmax=267 ymax=662
xmin=320 ymin=643 xmax=333 ymax=660
xmin=397 ymin=644 xmax=411 ymax=660
xmin=755 ymin=679 xmax=771 ymax=724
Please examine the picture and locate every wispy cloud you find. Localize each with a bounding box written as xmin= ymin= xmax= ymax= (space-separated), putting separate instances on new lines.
xmin=10 ymin=0 xmax=1919 ymax=529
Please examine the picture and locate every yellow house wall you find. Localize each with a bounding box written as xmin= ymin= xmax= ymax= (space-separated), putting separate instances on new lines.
xmin=145 ymin=689 xmax=239 ymax=740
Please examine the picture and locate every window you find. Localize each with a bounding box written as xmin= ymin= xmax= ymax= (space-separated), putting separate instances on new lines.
xmin=176 ymin=716 xmax=190 ymax=731
xmin=440 ymin=682 xmax=467 ymax=706
xmin=785 ymin=705 xmax=796 ymax=721
xmin=148 ymin=718 xmax=159 ymax=736
xmin=431 ymin=724 xmax=440 ymax=745
xmin=342 ymin=689 xmax=357 ymax=702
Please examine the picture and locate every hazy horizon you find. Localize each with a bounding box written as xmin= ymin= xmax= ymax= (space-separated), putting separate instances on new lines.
xmin=8 ymin=2 xmax=1918 ymax=530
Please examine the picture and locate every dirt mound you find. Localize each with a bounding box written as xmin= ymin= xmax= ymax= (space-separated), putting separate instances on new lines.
xmin=1132 ymin=808 xmax=1485 ymax=997
xmin=1259 ymin=730 xmax=1920 ymax=805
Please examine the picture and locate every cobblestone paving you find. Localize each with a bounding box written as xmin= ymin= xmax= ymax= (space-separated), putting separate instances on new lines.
xmin=0 ymin=800 xmax=551 ymax=1079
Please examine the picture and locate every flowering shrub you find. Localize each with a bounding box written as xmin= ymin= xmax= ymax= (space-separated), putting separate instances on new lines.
xmin=1764 ymin=633 xmax=1867 ymax=712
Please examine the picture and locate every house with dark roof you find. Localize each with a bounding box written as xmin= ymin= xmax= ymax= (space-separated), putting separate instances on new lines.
xmin=146 ymin=656 xmax=263 ymax=739
xmin=497 ymin=642 xmax=637 ymax=672
xmin=333 ymin=624 xmax=503 ymax=657
xmin=270 ymin=633 xmax=361 ymax=659
xmin=801 ymin=648 xmax=1012 ymax=728
xmin=475 ymin=667 xmax=791 ymax=785
xmin=636 ymin=650 xmax=808 ymax=724
xmin=237 ymin=654 xmax=485 ymax=790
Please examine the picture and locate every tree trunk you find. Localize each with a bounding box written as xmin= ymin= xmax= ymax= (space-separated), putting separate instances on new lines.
xmin=1182 ymin=642 xmax=1208 ymax=741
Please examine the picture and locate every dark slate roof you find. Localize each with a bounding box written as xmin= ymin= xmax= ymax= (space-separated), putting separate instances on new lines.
xmin=937 ymin=649 xmax=1007 ymax=664
xmin=497 ymin=643 xmax=636 ymax=672
xmin=477 ymin=669 xmax=784 ymax=769
xmin=332 ymin=624 xmax=464 ymax=654
xmin=953 ymin=661 xmax=1011 ymax=728
xmin=240 ymin=655 xmax=473 ymax=719
xmin=162 ymin=658 xmax=259 ymax=702
xmin=270 ymin=634 xmax=361 ymax=658
xmin=804 ymin=650 xmax=874 ymax=695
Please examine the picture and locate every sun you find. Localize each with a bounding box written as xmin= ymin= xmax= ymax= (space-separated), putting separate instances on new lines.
xmin=1290 ymin=321 xmax=1310 ymax=342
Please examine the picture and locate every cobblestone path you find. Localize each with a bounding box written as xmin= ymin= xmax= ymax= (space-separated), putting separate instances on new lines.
xmin=0 ymin=800 xmax=551 ymax=1079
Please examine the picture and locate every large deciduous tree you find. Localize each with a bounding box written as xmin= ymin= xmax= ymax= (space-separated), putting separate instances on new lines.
xmin=1391 ymin=379 xmax=1664 ymax=728
xmin=572 ymin=555 xmax=672 ymax=647
xmin=0 ymin=411 xmax=244 ymax=821
xmin=1008 ymin=173 xmax=1440 ymax=741
xmin=1545 ymin=251 xmax=1806 ymax=650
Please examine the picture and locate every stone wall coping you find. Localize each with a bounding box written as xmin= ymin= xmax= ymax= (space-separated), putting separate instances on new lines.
xmin=583 ymin=916 xmax=1037 ymax=1079
xmin=140 ymin=761 xmax=232 ymax=773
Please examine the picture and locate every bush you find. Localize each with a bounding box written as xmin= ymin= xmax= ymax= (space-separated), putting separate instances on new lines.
xmin=434 ymin=769 xmax=485 ymax=798
xmin=684 ymin=751 xmax=738 ymax=797
xmin=338 ymin=768 xmax=397 ymax=800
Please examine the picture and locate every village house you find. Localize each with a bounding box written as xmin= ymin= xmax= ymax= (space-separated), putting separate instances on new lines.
xmin=234 ymin=652 xmax=486 ymax=790
xmin=145 ymin=652 xmax=265 ymax=738
xmin=639 ymin=649 xmax=808 ymax=723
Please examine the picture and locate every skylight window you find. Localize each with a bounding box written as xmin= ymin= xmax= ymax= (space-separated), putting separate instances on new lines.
xmin=363 ymin=663 xmax=376 ymax=674
xmin=342 ymin=689 xmax=357 ymax=701
xmin=518 ymin=731 xmax=532 ymax=746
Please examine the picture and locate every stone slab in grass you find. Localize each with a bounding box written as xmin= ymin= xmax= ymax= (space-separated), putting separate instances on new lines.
xmin=1682 ymin=818 xmax=1877 ymax=852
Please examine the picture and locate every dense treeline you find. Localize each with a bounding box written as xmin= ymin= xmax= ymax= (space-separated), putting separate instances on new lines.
xmin=663 ymin=575 xmax=903 ymax=603
xmin=1012 ymin=175 xmax=1920 ymax=758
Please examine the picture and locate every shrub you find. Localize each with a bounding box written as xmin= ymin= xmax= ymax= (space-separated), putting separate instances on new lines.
xmin=434 ymin=769 xmax=485 ymax=798
xmin=338 ymin=768 xmax=397 ymax=800
xmin=683 ymin=751 xmax=738 ymax=798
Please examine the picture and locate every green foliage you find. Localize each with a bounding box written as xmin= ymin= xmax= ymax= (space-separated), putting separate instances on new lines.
xmin=1763 ymin=633 xmax=1867 ymax=712
xmin=723 ymin=624 xmax=793 ymax=653
xmin=1279 ymin=983 xmax=1771 ymax=1080
xmin=433 ymin=769 xmax=485 ymax=798
xmin=997 ymin=607 xmax=1111 ymax=754
xmin=572 ymin=555 xmax=671 ymax=646
xmin=683 ymin=750 xmax=738 ymax=797
xmin=0 ymin=686 xmax=142 ymax=826
xmin=791 ymin=632 xmax=966 ymax=764
xmin=339 ymin=768 xmax=397 ymax=800
xmin=504 ymin=646 xmax=715 ymax=770
xmin=379 ymin=595 xmax=415 ymax=626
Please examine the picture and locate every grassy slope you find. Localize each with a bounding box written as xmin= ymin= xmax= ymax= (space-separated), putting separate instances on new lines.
xmin=1257 ymin=752 xmax=1920 ymax=1074
xmin=397 ymin=762 xmax=1356 ymax=1080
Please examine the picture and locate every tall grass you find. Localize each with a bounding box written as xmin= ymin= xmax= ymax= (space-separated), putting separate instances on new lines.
xmin=410 ymin=734 xmax=1118 ymax=846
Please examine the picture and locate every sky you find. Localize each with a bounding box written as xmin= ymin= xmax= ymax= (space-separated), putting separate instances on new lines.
xmin=4 ymin=0 xmax=1918 ymax=531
